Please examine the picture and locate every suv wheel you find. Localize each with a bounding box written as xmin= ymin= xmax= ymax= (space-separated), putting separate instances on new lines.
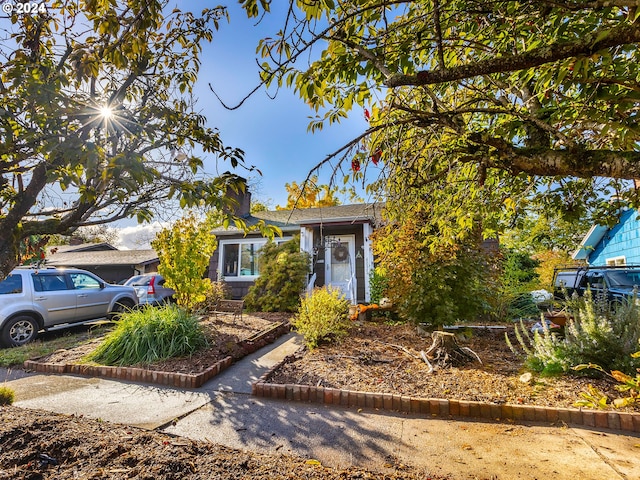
xmin=1 ymin=315 xmax=39 ymax=347
xmin=109 ymin=299 xmax=135 ymax=319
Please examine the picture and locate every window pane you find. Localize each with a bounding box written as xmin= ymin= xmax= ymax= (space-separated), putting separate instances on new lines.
xmin=33 ymin=274 xmax=68 ymax=292
xmin=240 ymin=243 xmax=260 ymax=276
xmin=223 ymin=244 xmax=239 ymax=277
xmin=0 ymin=274 xmax=22 ymax=294
xmin=70 ymin=273 xmax=101 ymax=289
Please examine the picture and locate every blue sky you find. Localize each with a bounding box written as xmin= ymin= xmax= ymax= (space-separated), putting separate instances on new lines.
xmin=190 ymin=2 xmax=370 ymax=208
xmin=113 ymin=2 xmax=373 ymax=248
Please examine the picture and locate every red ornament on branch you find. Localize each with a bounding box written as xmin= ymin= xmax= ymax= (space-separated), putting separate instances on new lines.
xmin=371 ymin=148 xmax=382 ymax=165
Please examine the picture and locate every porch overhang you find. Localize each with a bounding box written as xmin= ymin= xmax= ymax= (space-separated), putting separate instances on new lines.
xmin=299 ymin=218 xmax=371 ymax=227
xmin=572 ymin=224 xmax=609 ymax=261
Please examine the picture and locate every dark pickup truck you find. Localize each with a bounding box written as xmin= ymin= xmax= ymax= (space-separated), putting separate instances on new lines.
xmin=553 ymin=265 xmax=640 ymax=304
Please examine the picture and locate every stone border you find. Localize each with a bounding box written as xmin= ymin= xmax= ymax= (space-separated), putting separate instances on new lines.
xmin=24 ymin=321 xmax=290 ymax=389
xmin=252 ymin=356 xmax=640 ymax=433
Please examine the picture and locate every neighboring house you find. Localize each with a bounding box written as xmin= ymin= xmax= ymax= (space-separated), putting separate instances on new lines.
xmin=573 ymin=208 xmax=640 ymax=265
xmin=45 ymin=242 xmax=160 ymax=283
xmin=210 ymin=191 xmax=383 ymax=303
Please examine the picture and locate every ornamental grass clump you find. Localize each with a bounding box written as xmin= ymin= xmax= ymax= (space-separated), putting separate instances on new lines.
xmin=85 ymin=305 xmax=208 ymax=366
xmin=292 ymin=286 xmax=351 ymax=349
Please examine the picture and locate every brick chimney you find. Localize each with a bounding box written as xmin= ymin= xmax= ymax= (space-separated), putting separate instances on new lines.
xmin=225 ymin=178 xmax=252 ymax=218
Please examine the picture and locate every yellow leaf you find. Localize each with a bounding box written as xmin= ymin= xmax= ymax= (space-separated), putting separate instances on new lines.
xmin=306 ymin=459 xmax=322 ymax=466
xmin=611 ymin=371 xmax=632 ymax=383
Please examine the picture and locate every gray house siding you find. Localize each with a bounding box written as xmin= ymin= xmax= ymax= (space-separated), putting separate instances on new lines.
xmin=210 ymin=202 xmax=382 ymax=303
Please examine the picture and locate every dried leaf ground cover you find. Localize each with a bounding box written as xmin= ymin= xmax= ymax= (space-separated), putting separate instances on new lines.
xmin=268 ymin=320 xmax=635 ymax=411
xmin=0 ymin=406 xmax=441 ymax=480
xmin=33 ymin=312 xmax=290 ymax=375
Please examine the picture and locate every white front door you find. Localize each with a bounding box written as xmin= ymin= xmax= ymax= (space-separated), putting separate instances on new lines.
xmin=325 ymin=235 xmax=356 ymax=303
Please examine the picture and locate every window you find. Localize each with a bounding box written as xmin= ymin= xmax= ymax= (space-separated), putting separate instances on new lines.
xmin=219 ymin=237 xmax=293 ymax=280
xmin=32 ymin=274 xmax=69 ymax=292
xmin=606 ymin=256 xmax=626 ymax=266
xmin=585 ymin=273 xmax=605 ymax=289
xmin=69 ymin=272 xmax=101 ymax=289
xmin=220 ymin=240 xmax=263 ymax=279
xmin=240 ymin=243 xmax=261 ymax=276
xmin=0 ymin=274 xmax=22 ymax=294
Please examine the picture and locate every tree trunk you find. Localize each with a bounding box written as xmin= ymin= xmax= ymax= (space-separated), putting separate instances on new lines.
xmin=423 ymin=331 xmax=480 ymax=369
xmin=0 ymin=239 xmax=19 ymax=281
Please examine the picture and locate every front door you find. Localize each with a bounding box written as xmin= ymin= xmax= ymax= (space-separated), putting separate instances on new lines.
xmin=325 ymin=235 xmax=356 ymax=303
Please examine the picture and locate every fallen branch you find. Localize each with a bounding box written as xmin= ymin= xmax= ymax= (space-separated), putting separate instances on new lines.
xmin=312 ymin=354 xmax=394 ymax=364
xmin=373 ymin=340 xmax=420 ymax=360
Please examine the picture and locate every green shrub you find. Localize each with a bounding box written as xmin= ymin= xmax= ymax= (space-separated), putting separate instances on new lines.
xmin=85 ymin=305 xmax=208 ymax=366
xmin=244 ymin=237 xmax=311 ymax=312
xmin=371 ymin=219 xmax=494 ymax=328
xmin=508 ymin=319 xmax=568 ymax=376
xmin=484 ymin=249 xmax=541 ymax=322
xmin=192 ymin=281 xmax=230 ymax=314
xmin=0 ymin=385 xmax=15 ymax=405
xmin=369 ymin=266 xmax=389 ymax=305
xmin=292 ymin=286 xmax=351 ymax=349
xmin=507 ymin=289 xmax=640 ymax=376
xmin=394 ymin=246 xmax=491 ymax=327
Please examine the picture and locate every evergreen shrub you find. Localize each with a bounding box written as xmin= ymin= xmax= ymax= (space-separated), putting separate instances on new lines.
xmin=369 ymin=266 xmax=389 ymax=305
xmin=244 ymin=237 xmax=311 ymax=312
xmin=395 ymin=246 xmax=490 ymax=327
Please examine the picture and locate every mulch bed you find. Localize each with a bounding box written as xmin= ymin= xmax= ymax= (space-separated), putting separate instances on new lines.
xmin=0 ymin=406 xmax=438 ymax=479
xmin=266 ymin=320 xmax=637 ymax=411
xmin=33 ymin=312 xmax=291 ymax=375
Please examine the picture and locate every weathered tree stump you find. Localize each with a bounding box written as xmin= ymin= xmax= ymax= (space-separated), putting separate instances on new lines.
xmin=422 ymin=331 xmax=481 ymax=371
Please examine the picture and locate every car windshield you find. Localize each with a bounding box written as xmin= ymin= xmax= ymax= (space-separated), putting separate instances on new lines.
xmin=607 ymin=270 xmax=640 ymax=288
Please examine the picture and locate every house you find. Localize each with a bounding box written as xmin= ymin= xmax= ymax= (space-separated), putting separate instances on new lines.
xmin=45 ymin=242 xmax=160 ymax=283
xmin=209 ymin=191 xmax=383 ymax=303
xmin=573 ymin=208 xmax=640 ymax=265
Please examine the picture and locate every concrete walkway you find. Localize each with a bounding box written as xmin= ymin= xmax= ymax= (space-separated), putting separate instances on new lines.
xmin=4 ymin=333 xmax=640 ymax=480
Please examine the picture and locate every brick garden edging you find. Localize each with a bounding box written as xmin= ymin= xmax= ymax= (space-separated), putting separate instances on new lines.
xmin=24 ymin=321 xmax=290 ymax=389
xmin=252 ymin=356 xmax=640 ymax=433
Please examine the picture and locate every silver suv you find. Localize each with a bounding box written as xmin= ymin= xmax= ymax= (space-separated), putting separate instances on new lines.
xmin=0 ymin=267 xmax=138 ymax=347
